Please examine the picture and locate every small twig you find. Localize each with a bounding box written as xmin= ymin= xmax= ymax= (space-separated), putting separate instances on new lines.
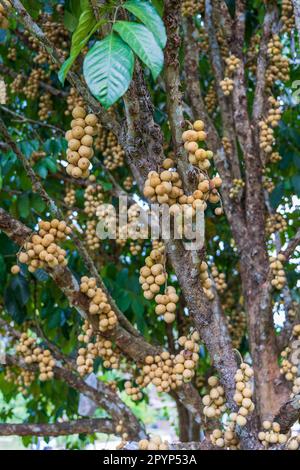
xmin=0 ymin=105 xmax=64 ymax=134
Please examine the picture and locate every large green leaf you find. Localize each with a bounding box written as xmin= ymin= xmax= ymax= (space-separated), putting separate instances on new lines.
xmin=113 ymin=21 xmax=164 ymax=79
xmin=123 ymin=0 xmax=167 ymax=48
xmin=58 ymin=7 xmax=104 ymax=84
xmin=83 ymin=33 xmax=134 ymax=108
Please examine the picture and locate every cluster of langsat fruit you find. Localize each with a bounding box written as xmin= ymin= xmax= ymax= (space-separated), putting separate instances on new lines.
xmin=258 ymin=421 xmax=287 ymax=447
xmin=139 ymin=245 xmax=166 ymax=300
xmin=210 ymin=421 xmax=239 ymax=450
xmin=143 ymin=164 xmax=183 ymax=205
xmin=182 ymin=120 xmax=212 ymax=171
xmin=144 ymin=147 xmax=222 ymax=216
xmin=205 ymin=82 xmax=218 ymax=114
xmin=265 ymin=213 xmax=287 ymax=236
xmin=172 ymin=331 xmax=200 ymax=384
xmin=202 ymin=376 xmax=226 ymax=418
xmin=16 ymin=333 xmax=56 ymax=381
xmin=266 ymin=97 xmax=282 ymax=128
xmin=259 ymin=121 xmax=274 ymax=155
xmin=268 ymin=151 xmax=282 ymax=164
xmin=183 ymin=173 xmax=222 ymax=216
xmin=222 ymin=137 xmax=232 ymax=155
xmin=0 ymin=78 xmax=7 ymax=104
xmin=126 ymin=332 xmax=200 ymax=398
xmin=65 ymin=87 xmax=85 ymax=116
xmin=38 ymin=92 xmax=52 ymax=121
xmin=16 ymin=220 xmax=71 ymax=273
xmin=124 ymin=381 xmax=143 ymax=401
xmin=84 ymin=184 xmax=104 ymax=217
xmin=5 ymin=368 xmax=35 ymax=394
xmin=0 ymin=1 xmax=11 ymax=29
xmin=281 ymin=0 xmax=295 ymax=33
xmin=246 ymin=34 xmax=260 ymax=75
xmin=31 ymin=16 xmax=68 ymax=70
xmin=65 ymin=106 xmax=98 ymax=179
xmin=280 ymin=324 xmax=300 ymax=390
xmin=128 ymin=241 xmax=141 ymax=256
xmin=10 ymin=73 xmax=23 ymax=94
xmin=266 ymin=35 xmax=290 ymax=87
xmin=64 ymin=185 xmax=76 ymax=207
xmin=229 ymin=178 xmax=245 ymax=199
xmin=233 ymin=363 xmax=254 ymax=427
xmin=140 ymin=351 xmax=179 ymax=392
xmin=76 ymin=344 xmax=95 ymax=376
xmin=216 ymin=31 xmax=229 ymax=58
xmin=270 ymin=254 xmax=286 ymax=290
xmin=80 ymin=276 xmax=118 ymax=332
xmin=198 ymin=27 xmax=209 ymax=53
xmin=96 ymin=204 xmax=116 ymax=238
xmin=199 ymin=260 xmax=214 ymax=301
xmin=262 ymin=169 xmax=275 ymax=193
xmin=155 ymin=286 xmax=179 ymax=324
xmin=225 ymin=55 xmax=240 ymax=75
xmin=97 ymin=337 xmax=119 ymax=369
xmin=24 ymin=69 xmax=47 ymax=100
xmin=181 ymin=0 xmax=204 ymax=16
xmin=220 ymin=77 xmax=234 ymax=96
xmin=76 ymin=321 xmax=96 ymax=376
xmin=123 ymin=176 xmax=133 ymax=191
xmin=226 ymin=309 xmax=247 ymax=349
xmin=211 ymin=264 xmax=227 ymax=293
xmin=138 ymin=436 xmax=169 ymax=450
xmin=127 ymin=204 xmax=148 ymax=241
xmin=86 ymin=220 xmax=100 ymax=252
xmin=77 ymin=335 xmax=120 ymax=375
xmin=95 ymin=123 xmax=125 ymax=170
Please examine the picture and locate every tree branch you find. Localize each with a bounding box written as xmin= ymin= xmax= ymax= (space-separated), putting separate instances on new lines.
xmin=252 ymin=5 xmax=278 ymax=123
xmin=274 ymin=394 xmax=300 ymax=434
xmin=0 ymin=105 xmax=64 ymax=134
xmin=282 ymin=227 xmax=300 ymax=261
xmin=5 ymin=353 xmax=145 ymax=439
xmin=0 ymin=418 xmax=114 ymax=437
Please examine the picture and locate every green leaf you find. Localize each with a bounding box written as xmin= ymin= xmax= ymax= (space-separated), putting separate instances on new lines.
xmin=11 ymin=276 xmax=30 ymax=305
xmin=83 ymin=33 xmax=134 ymax=108
xmin=44 ymin=157 xmax=57 ymax=174
xmin=99 ymin=180 xmax=113 ymax=191
xmin=21 ymin=0 xmax=42 ymax=19
xmin=17 ymin=194 xmax=30 ymax=218
xmin=151 ymin=0 xmax=164 ymax=16
xmin=123 ymin=0 xmax=167 ymax=48
xmin=116 ymin=291 xmax=131 ymax=312
xmin=64 ymin=10 xmax=78 ymax=32
xmin=0 ymin=254 xmax=6 ymax=283
xmin=270 ymin=182 xmax=284 ymax=209
xmin=113 ymin=21 xmax=164 ymax=79
xmin=31 ymin=194 xmax=46 ymax=213
xmin=292 ymin=175 xmax=300 ymax=196
xmin=35 ymin=161 xmax=48 ymax=179
xmin=58 ymin=7 xmax=104 ymax=84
